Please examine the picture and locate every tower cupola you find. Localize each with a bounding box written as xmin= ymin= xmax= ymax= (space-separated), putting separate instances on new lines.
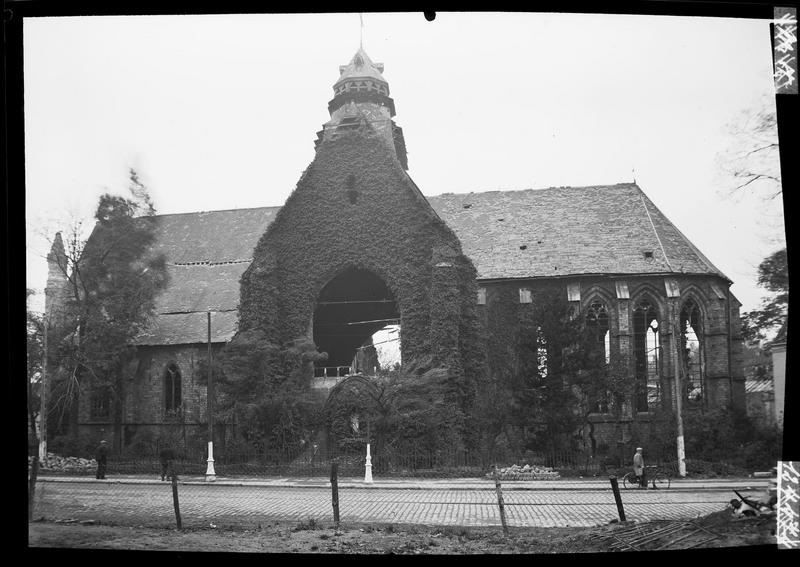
xmin=315 ymin=48 xmax=408 ymax=170
xmin=329 ymin=48 xmax=395 ymax=117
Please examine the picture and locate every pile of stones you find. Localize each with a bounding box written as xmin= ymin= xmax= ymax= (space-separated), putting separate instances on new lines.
xmin=487 ymin=463 xmax=561 ymax=481
xmin=28 ymin=452 xmax=97 ymax=472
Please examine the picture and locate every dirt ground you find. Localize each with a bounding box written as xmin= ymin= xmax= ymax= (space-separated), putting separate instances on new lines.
xmin=28 ymin=510 xmax=777 ymax=554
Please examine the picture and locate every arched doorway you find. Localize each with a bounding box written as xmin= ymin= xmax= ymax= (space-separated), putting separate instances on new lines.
xmin=312 ymin=268 xmax=401 ymax=378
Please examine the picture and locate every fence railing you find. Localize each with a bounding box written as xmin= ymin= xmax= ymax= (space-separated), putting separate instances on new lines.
xmin=35 ymin=444 xmax=629 ymax=479
xmin=313 ymin=366 xmax=353 ymax=378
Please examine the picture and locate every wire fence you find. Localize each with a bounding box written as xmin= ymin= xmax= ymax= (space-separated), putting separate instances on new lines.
xmin=32 ymin=445 xmax=641 ymax=479
xmin=28 ymin=456 xmax=737 ymax=534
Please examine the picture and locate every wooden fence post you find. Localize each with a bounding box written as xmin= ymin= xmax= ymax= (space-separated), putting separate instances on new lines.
xmin=609 ymin=475 xmax=626 ymax=522
xmin=171 ymin=464 xmax=182 ymax=530
xmin=330 ymin=460 xmax=340 ymax=531
xmin=493 ymin=466 xmax=510 ymax=537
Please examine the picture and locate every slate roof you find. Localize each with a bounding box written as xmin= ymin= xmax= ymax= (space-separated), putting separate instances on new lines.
xmin=426 ymin=184 xmax=727 ymax=281
xmin=132 ymin=184 xmax=728 ymax=345
xmin=132 ymin=207 xmax=278 ymax=346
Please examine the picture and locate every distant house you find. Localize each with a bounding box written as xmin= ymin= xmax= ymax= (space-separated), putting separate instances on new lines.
xmin=771 ymin=340 xmax=786 ymax=428
xmin=44 ymin=47 xmax=746 ymax=452
xmin=745 ymin=377 xmax=776 ymax=426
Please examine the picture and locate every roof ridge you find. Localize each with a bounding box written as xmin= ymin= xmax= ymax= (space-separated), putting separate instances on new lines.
xmin=168 ymin=259 xmax=253 ymax=266
xmin=636 ymin=189 xmax=729 ymax=282
xmin=427 ymin=183 xmax=638 ymax=199
xmin=152 ymin=205 xmax=282 ymax=219
xmin=637 ymin=191 xmax=673 ymax=271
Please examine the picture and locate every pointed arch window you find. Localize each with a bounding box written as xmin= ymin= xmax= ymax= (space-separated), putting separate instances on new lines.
xmin=633 ymin=299 xmax=661 ymax=411
xmin=585 ymin=301 xmax=611 ymax=365
xmin=536 ymin=325 xmax=548 ymax=378
xmin=89 ymin=386 xmax=110 ymax=421
xmin=680 ymin=299 xmax=705 ymax=403
xmin=586 ymin=301 xmax=611 ymax=412
xmin=164 ymin=363 xmax=182 ymax=418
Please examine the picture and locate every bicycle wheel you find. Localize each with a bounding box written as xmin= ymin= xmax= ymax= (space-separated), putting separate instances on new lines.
xmin=652 ymin=472 xmax=670 ymax=489
xmin=621 ymin=473 xmax=635 ymax=489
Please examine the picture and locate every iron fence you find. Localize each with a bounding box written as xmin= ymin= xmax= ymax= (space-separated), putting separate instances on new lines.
xmin=27 ymin=460 xmax=744 ymax=537
xmin=33 ymin=444 xmax=633 ymax=479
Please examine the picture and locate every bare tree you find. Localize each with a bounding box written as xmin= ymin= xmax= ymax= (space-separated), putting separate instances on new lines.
xmin=718 ymin=95 xmax=782 ymax=200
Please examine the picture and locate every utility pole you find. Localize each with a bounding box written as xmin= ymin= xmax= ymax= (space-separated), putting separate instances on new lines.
xmin=205 ymin=309 xmax=216 ymax=482
xmin=671 ymin=302 xmax=687 ymax=478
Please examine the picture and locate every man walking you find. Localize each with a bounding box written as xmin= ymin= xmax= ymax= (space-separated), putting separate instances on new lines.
xmin=95 ymin=440 xmax=109 ymax=480
xmin=633 ymin=447 xmax=646 ymax=488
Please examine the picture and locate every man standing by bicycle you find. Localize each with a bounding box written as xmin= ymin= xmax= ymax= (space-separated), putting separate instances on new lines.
xmin=633 ymin=447 xmax=646 ymax=488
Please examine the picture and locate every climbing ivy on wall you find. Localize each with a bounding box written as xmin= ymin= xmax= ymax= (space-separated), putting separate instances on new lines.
xmin=225 ymin=128 xmax=486 ymax=452
xmin=474 ymin=283 xmax=638 ymax=455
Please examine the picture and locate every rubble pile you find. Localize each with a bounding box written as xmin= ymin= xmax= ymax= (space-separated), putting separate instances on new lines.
xmin=28 ymin=452 xmax=97 ymax=472
xmin=487 ymin=464 xmax=561 ymax=480
xmin=729 ymin=489 xmax=777 ymax=517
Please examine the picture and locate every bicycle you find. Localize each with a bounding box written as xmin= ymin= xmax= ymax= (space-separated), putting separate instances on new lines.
xmin=621 ymin=465 xmax=671 ymax=489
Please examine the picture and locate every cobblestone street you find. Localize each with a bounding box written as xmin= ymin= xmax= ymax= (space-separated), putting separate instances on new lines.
xmin=31 ymin=477 xmax=755 ymax=529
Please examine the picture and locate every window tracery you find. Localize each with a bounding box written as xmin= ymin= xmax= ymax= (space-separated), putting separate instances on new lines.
xmin=680 ymin=298 xmax=705 ymax=403
xmin=164 ymin=363 xmax=182 ymax=418
xmin=633 ymin=299 xmax=661 ymax=411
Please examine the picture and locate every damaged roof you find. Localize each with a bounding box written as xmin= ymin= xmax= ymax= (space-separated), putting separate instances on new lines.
xmin=132 ymin=183 xmax=728 ymax=345
xmin=426 ymin=184 xmax=728 ymax=281
xmin=132 ymin=207 xmax=278 ymax=346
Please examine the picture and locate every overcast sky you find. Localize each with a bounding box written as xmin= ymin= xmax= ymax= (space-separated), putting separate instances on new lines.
xmin=24 ymin=12 xmax=786 ymax=315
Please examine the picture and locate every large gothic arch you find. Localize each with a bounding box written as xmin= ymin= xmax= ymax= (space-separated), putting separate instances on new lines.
xmin=312 ymin=266 xmax=401 ymax=375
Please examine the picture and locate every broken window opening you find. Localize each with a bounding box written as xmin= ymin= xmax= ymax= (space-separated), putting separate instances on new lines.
xmin=352 ymin=324 xmax=401 ymax=375
xmin=585 ymin=301 xmax=611 ymax=364
xmin=680 ymin=299 xmax=704 ymax=403
xmin=313 ymin=268 xmax=401 ymax=379
xmin=89 ymin=386 xmax=110 ymax=421
xmin=633 ymin=299 xmax=661 ymax=411
xmin=164 ymin=363 xmax=182 ymax=418
xmin=585 ymin=301 xmax=611 ymax=412
xmin=536 ymin=325 xmax=548 ymax=378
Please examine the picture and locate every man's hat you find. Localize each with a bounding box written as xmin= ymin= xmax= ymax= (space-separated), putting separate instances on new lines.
xmin=636 ymin=447 xmax=642 ymax=451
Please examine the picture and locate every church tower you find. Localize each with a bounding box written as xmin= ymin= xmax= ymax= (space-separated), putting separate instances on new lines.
xmin=315 ymin=48 xmax=409 ymax=170
xmin=45 ymin=231 xmax=71 ymax=328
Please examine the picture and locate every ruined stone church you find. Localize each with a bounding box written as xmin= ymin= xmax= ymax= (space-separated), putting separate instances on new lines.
xmin=46 ymin=48 xmax=745 ymax=452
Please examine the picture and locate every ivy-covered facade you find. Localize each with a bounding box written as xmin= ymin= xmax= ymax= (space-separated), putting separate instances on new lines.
xmin=45 ymin=48 xmax=745 ymax=455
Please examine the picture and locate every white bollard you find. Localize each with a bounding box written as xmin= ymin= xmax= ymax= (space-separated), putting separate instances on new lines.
xmin=364 ymin=443 xmax=373 ymax=484
xmin=205 ymin=441 xmax=216 ymax=482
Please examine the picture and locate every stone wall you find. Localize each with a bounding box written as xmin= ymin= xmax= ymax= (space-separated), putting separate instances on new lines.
xmin=76 ymin=343 xmax=226 ymax=448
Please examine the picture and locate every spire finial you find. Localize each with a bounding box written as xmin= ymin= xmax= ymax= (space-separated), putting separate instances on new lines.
xmin=360 ymin=13 xmax=364 ymax=50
